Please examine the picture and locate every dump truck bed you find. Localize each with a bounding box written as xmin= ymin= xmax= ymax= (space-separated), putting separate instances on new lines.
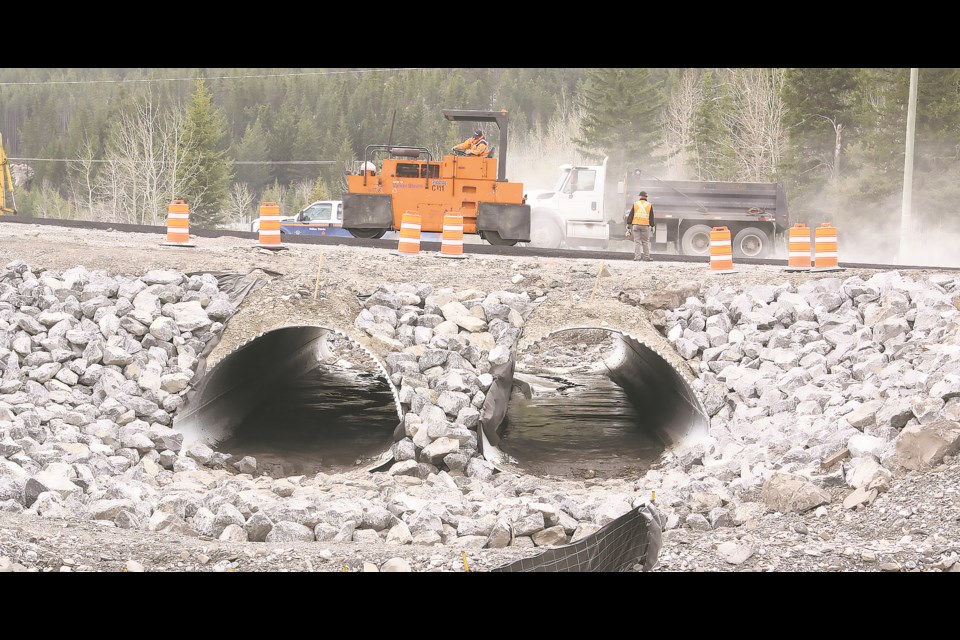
xmin=626 ymin=179 xmax=789 ymax=231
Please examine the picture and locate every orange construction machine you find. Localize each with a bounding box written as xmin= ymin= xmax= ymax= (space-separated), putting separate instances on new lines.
xmin=342 ymin=109 xmax=531 ymax=246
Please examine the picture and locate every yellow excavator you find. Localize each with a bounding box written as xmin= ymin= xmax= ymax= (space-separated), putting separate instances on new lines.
xmin=1 ymin=132 xmax=17 ymax=215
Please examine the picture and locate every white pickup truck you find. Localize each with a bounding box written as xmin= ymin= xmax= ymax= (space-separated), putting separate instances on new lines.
xmin=251 ymin=200 xmax=343 ymax=236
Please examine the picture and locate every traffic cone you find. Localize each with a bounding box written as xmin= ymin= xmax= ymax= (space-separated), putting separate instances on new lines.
xmin=160 ymin=200 xmax=195 ymax=247
xmin=439 ymin=213 xmax=467 ymax=259
xmin=709 ymin=226 xmax=735 ymax=274
xmin=811 ymin=222 xmax=842 ymax=272
xmin=256 ymin=202 xmax=287 ymax=251
xmin=784 ymin=223 xmax=812 ymax=271
xmin=395 ymin=211 xmax=421 ymax=255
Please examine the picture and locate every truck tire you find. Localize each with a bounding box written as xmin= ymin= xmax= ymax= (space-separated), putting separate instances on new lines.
xmin=680 ymin=224 xmax=713 ymax=256
xmin=733 ymin=226 xmax=771 ymax=259
xmin=529 ymin=210 xmax=564 ymax=249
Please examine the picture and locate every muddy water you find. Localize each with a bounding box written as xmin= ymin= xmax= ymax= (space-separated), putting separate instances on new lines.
xmin=498 ymin=374 xmax=664 ymax=479
xmin=217 ymin=366 xmax=398 ymax=477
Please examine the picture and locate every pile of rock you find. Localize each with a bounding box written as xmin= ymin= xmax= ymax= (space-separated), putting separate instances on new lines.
xmin=517 ymin=328 xmax=618 ymax=373
xmin=0 ymin=265 xmax=656 ymax=552
xmin=659 ymin=271 xmax=960 ymax=519
xmin=355 ymin=283 xmax=537 ymax=477
xmin=0 ymin=260 xmax=236 ymax=522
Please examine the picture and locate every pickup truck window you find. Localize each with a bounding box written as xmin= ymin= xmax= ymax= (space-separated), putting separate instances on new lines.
xmin=301 ymin=203 xmax=334 ymax=222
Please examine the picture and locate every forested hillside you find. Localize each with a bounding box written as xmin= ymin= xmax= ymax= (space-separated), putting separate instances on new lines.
xmin=1 ymin=68 xmax=957 ymax=262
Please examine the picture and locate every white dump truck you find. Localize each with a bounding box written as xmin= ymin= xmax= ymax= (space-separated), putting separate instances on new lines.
xmin=524 ymin=157 xmax=790 ymax=258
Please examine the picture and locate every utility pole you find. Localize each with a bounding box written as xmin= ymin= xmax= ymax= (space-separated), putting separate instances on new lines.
xmin=899 ymin=68 xmax=918 ymax=263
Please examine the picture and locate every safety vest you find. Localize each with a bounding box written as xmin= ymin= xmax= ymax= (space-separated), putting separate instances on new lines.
xmin=455 ymin=136 xmax=487 ymax=154
xmin=631 ymin=200 xmax=652 ymax=226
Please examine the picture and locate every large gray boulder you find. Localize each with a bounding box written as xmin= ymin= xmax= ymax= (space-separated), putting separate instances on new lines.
xmin=887 ymin=420 xmax=960 ymax=471
xmin=761 ymin=472 xmax=831 ymax=513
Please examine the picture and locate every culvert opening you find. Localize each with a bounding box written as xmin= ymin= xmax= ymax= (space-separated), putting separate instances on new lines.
xmin=496 ymin=328 xmax=708 ymax=478
xmin=175 ymin=327 xmax=401 ymax=476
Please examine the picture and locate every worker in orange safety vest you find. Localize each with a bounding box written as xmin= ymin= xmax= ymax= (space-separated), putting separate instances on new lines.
xmin=452 ymin=129 xmax=490 ymax=157
xmin=625 ymin=191 xmax=655 ymax=262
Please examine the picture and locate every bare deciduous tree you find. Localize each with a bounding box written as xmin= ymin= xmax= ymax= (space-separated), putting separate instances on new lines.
xmin=262 ymin=182 xmax=287 ymax=215
xmin=95 ymin=97 xmax=200 ymax=225
xmin=510 ymin=98 xmax=588 ymax=189
xmin=290 ymin=179 xmax=315 ymax=213
xmin=662 ymin=69 xmax=702 ymax=179
xmin=721 ymin=68 xmax=787 ymax=182
xmin=32 ymin=179 xmax=72 ymax=219
xmin=66 ymin=137 xmax=99 ymax=219
xmin=226 ymin=182 xmax=256 ymax=225
xmin=816 ymin=115 xmax=843 ymax=182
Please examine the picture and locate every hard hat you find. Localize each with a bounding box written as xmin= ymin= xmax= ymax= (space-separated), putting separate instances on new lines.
xmin=474 ymin=129 xmax=483 ymax=137
xmin=638 ymin=191 xmax=648 ymax=198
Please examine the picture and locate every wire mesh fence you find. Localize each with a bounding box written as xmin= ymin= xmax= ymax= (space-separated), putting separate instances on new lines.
xmin=491 ymin=502 xmax=664 ymax=572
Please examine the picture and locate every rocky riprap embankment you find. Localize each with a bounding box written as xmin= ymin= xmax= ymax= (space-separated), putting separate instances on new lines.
xmin=9 ymin=257 xmax=958 ymax=572
xmin=0 ymin=267 xmax=660 ymax=564
xmin=665 ymin=271 xmax=960 ymax=481
xmin=644 ymin=271 xmax=960 ymax=565
xmin=0 ymin=260 xmax=238 ymax=523
xmin=355 ymin=283 xmax=537 ymax=478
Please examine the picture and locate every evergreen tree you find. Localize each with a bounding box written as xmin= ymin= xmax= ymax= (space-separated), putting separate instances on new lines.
xmin=852 ymin=67 xmax=908 ymax=191
xmin=574 ymin=68 xmax=664 ymax=174
xmin=882 ymin=69 xmax=960 ymax=239
xmin=268 ymin=102 xmax=299 ymax=185
xmin=291 ymin=110 xmax=323 ymax=183
xmin=233 ymin=113 xmax=272 ymax=193
xmin=688 ymin=68 xmax=735 ymax=180
xmin=5 ymin=66 xmax=960 ymax=250
xmin=330 ymin=135 xmax=357 ymax=196
xmin=18 ymin=95 xmax=61 ymax=185
xmin=308 ymin=176 xmax=331 ymax=202
xmin=781 ymin=68 xmax=860 ymax=192
xmin=179 ymin=78 xmax=233 ymax=226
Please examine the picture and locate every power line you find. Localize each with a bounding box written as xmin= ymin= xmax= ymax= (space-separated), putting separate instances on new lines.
xmin=237 ymin=161 xmax=336 ymax=165
xmin=10 ymin=157 xmax=336 ymax=164
xmin=0 ymin=68 xmax=420 ymax=87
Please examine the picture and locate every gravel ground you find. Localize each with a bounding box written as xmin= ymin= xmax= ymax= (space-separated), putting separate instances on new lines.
xmin=2 ymin=222 xmax=958 ymax=573
xmin=655 ymin=459 xmax=960 ymax=572
xmin=3 ymin=460 xmax=956 ymax=573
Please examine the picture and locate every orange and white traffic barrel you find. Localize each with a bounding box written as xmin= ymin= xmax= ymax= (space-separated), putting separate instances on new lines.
xmin=256 ymin=202 xmax=287 ymax=251
xmin=709 ymin=226 xmax=735 ymax=274
xmin=161 ymin=199 xmax=195 ymax=247
xmin=440 ymin=213 xmax=467 ymax=259
xmin=812 ymin=222 xmax=842 ymax=271
xmin=784 ymin=222 xmax=812 ymax=271
xmin=396 ymin=211 xmax=421 ymax=255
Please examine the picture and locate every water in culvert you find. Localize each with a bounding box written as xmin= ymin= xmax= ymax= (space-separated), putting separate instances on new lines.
xmin=498 ymin=373 xmax=665 ymax=479
xmin=217 ymin=365 xmax=398 ymax=476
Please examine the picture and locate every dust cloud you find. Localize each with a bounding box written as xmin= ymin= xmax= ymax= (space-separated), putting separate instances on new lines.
xmin=800 ymin=187 xmax=959 ymax=268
